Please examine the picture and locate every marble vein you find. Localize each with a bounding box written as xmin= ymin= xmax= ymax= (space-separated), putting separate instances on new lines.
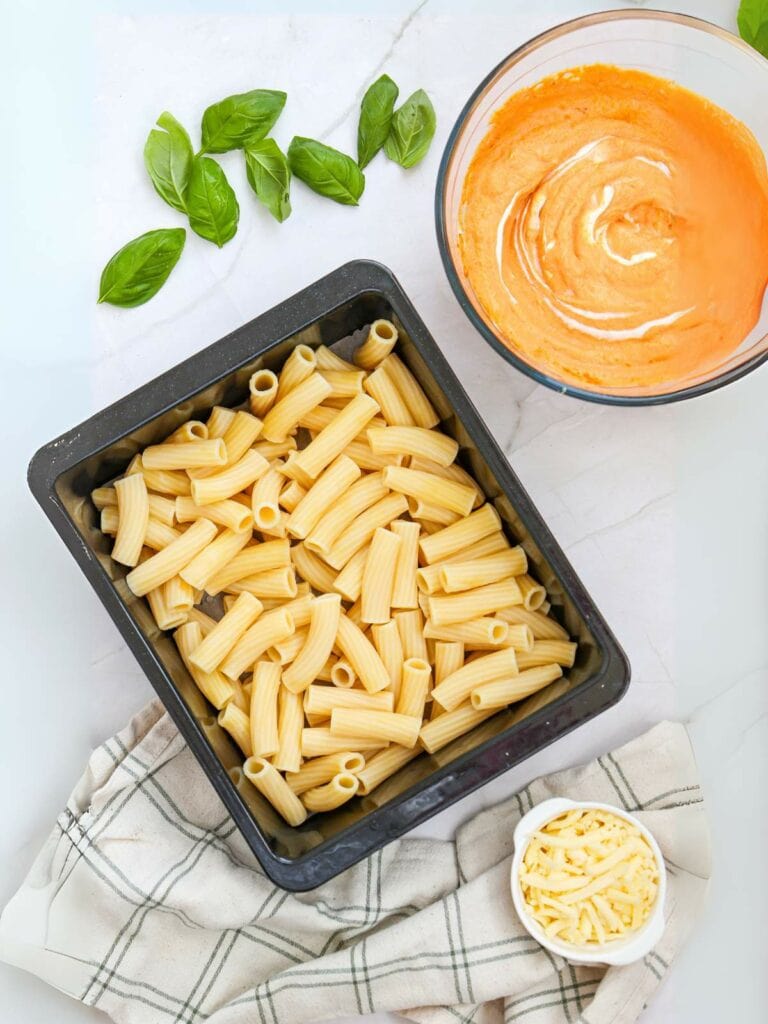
xmin=319 ymin=0 xmax=431 ymax=140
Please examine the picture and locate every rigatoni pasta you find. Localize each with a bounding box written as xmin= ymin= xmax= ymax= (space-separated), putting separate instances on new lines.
xmin=111 ymin=473 xmax=150 ymax=567
xmin=94 ymin=334 xmax=577 ymax=826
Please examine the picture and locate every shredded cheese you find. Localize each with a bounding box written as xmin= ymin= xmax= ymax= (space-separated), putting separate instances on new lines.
xmin=519 ymin=807 xmax=659 ymax=946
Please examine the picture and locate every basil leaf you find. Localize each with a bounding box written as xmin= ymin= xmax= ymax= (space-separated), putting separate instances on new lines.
xmin=186 ymin=156 xmax=239 ymax=247
xmin=738 ymin=0 xmax=768 ymax=56
xmin=384 ymin=89 xmax=436 ymax=169
xmin=143 ymin=112 xmax=194 ymax=213
xmin=98 ymin=228 xmax=186 ymax=307
xmin=357 ymin=74 xmax=399 ymax=169
xmin=244 ymin=139 xmax=292 ymax=222
xmin=200 ymin=89 xmax=287 ymax=153
xmin=287 ymin=136 xmax=365 ymax=206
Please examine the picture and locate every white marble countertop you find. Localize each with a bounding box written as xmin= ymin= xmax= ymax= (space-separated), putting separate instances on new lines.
xmin=2 ymin=1 xmax=767 ymax=1021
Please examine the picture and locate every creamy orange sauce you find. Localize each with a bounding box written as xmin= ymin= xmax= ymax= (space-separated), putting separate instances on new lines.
xmin=459 ymin=65 xmax=768 ymax=390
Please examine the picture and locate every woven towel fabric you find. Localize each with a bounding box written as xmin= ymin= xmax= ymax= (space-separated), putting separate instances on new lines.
xmin=0 ymin=702 xmax=710 ymax=1024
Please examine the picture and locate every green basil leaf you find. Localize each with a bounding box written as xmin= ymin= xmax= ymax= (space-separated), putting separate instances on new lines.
xmin=287 ymin=136 xmax=365 ymax=206
xmin=357 ymin=74 xmax=399 ymax=169
xmin=384 ymin=88 xmax=436 ymax=169
xmin=186 ymin=156 xmax=239 ymax=247
xmin=738 ymin=0 xmax=768 ymax=56
xmin=143 ymin=111 xmax=194 ymax=213
xmin=200 ymin=89 xmax=287 ymax=153
xmin=97 ymin=228 xmax=186 ymax=307
xmin=244 ymin=138 xmax=292 ymax=222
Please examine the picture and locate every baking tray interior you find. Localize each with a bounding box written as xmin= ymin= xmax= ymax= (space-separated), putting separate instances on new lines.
xmin=33 ymin=263 xmax=628 ymax=886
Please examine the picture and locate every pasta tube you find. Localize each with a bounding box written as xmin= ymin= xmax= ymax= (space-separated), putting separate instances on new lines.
xmin=382 ymin=466 xmax=475 ymax=518
xmin=471 ymin=664 xmax=563 ymax=710
xmin=220 ymin=606 xmax=295 ymax=680
xmin=315 ymin=344 xmax=357 ymax=372
xmin=335 ymin=614 xmax=391 ymax=694
xmin=175 ymin=496 xmax=252 ymax=533
xmin=187 ymin=607 xmax=217 ymax=635
xmin=439 ymin=548 xmax=527 ymax=593
xmin=273 ymin=686 xmax=303 ymax=773
xmin=431 ymin=647 xmax=518 ymax=712
xmin=285 ymin=751 xmax=365 ymax=795
xmin=225 ymin=566 xmax=297 ymax=600
xmin=408 ymin=456 xmax=485 ymax=508
xmin=268 ymin=626 xmax=309 ymax=666
xmin=250 ymin=461 xmax=286 ymax=532
xmin=395 ymin=658 xmax=431 ymax=719
xmin=389 ymin=520 xmax=420 ymax=609
xmin=218 ymin=702 xmax=253 ymax=757
xmin=363 ymin=364 xmax=414 ymax=426
xmin=497 ymin=605 xmax=570 ymax=641
xmin=286 ymin=455 xmax=361 ymax=539
xmin=191 ymin=450 xmax=269 ymax=505
xmin=379 ymin=353 xmax=439 ymax=428
xmin=206 ymin=405 xmax=237 ymax=438
xmin=406 ymin=497 xmax=460 ymax=526
xmin=216 ymin=410 xmax=263 ymax=468
xmin=279 ymin=478 xmax=307 ymax=513
xmin=330 ymin=659 xmax=356 ymax=688
xmin=179 ymin=528 xmax=250 ymax=591
xmin=164 ymin=420 xmax=208 ymax=443
xmin=142 ymin=438 xmax=226 ymax=471
xmin=418 ymin=504 xmax=502 ymax=564
xmin=249 ymin=661 xmax=281 ymax=757
xmin=325 ymin=493 xmax=408 ymax=570
xmin=434 ymin=641 xmax=464 ymax=686
xmin=243 ymin=756 xmax=307 ymax=826
xmin=367 ymin=426 xmax=458 ymax=466
xmin=290 ymin=393 xmax=380 ymax=484
xmin=189 ymin=592 xmax=263 ymax=673
xmin=353 ymin=318 xmax=398 ymax=369
xmin=248 ymin=369 xmax=279 ymax=416
xmin=360 ymin=528 xmax=401 ymax=624
xmin=304 ymin=685 xmax=394 ymax=716
xmin=291 ymin=543 xmax=338 ymax=594
xmin=261 ymin=373 xmax=332 ymax=443
xmin=203 ymin=539 xmax=291 ymax=595
xmin=276 ymin=344 xmax=317 ymax=400
xmin=146 ymin=585 xmax=186 ymax=633
xmin=301 ymin=727 xmax=383 ymax=759
xmin=516 ymin=573 xmax=547 ymax=611
xmin=282 ymin=593 xmax=342 ymax=693
xmin=370 ymin=619 xmax=403 ymax=697
xmin=318 ymin=369 xmax=366 ymax=398
xmin=418 ymin=702 xmax=496 ymax=754
xmin=253 ymin=437 xmax=297 ymax=460
xmin=174 ymin=621 xmax=236 ymax=709
xmin=126 ymin=519 xmax=217 ymax=596
xmin=112 ymin=473 xmax=150 ymax=566
xmin=355 ymin=745 xmax=419 ymax=795
xmin=330 ymin=708 xmax=421 ymax=749
xmin=305 ymin=472 xmax=389 ymax=556
xmin=332 ymin=544 xmax=370 ymax=602
xmin=428 ymin=578 xmax=523 ymax=627
xmin=301 ymin=773 xmax=359 ymax=812
xmin=516 ymin=641 xmax=577 ymax=670
xmin=394 ymin=609 xmax=428 ymax=662
xmin=424 ymin=617 xmax=509 ymax=646
xmin=300 ymin=405 xmax=387 ymax=435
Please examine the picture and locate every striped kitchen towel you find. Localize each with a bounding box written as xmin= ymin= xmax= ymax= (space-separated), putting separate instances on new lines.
xmin=0 ymin=703 xmax=710 ymax=1024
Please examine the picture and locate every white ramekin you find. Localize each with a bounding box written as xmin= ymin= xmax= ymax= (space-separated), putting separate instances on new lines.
xmin=510 ymin=797 xmax=667 ymax=966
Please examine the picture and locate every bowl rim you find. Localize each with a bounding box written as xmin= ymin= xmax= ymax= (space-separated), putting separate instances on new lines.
xmin=509 ymin=797 xmax=667 ymax=965
xmin=434 ymin=8 xmax=768 ymax=406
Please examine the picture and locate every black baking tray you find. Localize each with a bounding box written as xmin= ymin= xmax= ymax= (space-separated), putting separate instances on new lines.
xmin=28 ymin=260 xmax=629 ymax=890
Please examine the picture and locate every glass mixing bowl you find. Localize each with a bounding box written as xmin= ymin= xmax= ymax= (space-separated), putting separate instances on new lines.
xmin=435 ymin=10 xmax=768 ymax=405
